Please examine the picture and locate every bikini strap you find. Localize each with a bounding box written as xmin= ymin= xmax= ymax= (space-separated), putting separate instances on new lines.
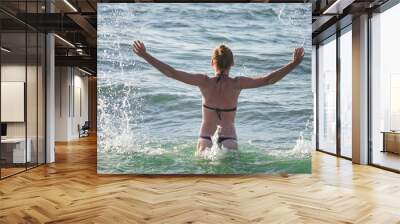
xmin=216 ymin=71 xmax=224 ymax=83
xmin=203 ymin=104 xmax=237 ymax=120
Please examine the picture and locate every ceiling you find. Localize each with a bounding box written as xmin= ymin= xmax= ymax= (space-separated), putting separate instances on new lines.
xmin=1 ymin=0 xmax=98 ymax=74
xmin=311 ymin=0 xmax=390 ymax=43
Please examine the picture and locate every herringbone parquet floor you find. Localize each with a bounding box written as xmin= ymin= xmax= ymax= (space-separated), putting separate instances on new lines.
xmin=0 ymin=135 xmax=400 ymax=224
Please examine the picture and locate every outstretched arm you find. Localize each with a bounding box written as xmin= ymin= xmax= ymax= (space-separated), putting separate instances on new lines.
xmin=235 ymin=47 xmax=304 ymax=89
xmin=132 ymin=40 xmax=208 ymax=87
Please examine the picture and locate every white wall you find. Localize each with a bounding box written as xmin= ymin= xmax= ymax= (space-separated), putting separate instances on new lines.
xmin=1 ymin=65 xmax=26 ymax=140
xmin=55 ymin=66 xmax=69 ymax=141
xmin=55 ymin=67 xmax=89 ymax=141
xmin=1 ymin=63 xmax=46 ymax=164
xmin=1 ymin=64 xmax=25 ymax=81
xmin=73 ymin=72 xmax=89 ymax=136
xmin=1 ymin=65 xmax=36 ymax=138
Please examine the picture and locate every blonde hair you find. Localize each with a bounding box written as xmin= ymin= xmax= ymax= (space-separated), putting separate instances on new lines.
xmin=211 ymin=44 xmax=234 ymax=72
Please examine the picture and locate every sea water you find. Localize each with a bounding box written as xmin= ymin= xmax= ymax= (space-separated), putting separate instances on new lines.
xmin=97 ymin=3 xmax=313 ymax=174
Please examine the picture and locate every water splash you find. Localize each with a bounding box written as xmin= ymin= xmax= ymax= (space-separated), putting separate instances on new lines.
xmin=98 ymin=4 xmax=149 ymax=154
xmin=267 ymin=131 xmax=312 ymax=159
xmin=275 ymin=5 xmax=310 ymax=48
xmin=249 ymin=118 xmax=313 ymax=159
xmin=195 ymin=125 xmax=232 ymax=161
xmin=97 ymin=83 xmax=146 ymax=154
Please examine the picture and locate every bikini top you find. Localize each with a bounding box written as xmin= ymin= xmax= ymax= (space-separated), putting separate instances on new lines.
xmin=202 ymin=72 xmax=237 ymax=120
xmin=203 ymin=104 xmax=237 ymax=120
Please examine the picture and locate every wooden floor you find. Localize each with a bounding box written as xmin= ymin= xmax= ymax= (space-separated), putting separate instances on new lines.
xmin=1 ymin=167 xmax=26 ymax=178
xmin=1 ymin=135 xmax=400 ymax=224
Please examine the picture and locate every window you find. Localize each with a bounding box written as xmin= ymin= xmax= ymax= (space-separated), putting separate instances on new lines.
xmin=339 ymin=28 xmax=352 ymax=158
xmin=370 ymin=3 xmax=400 ymax=171
xmin=317 ymin=36 xmax=337 ymax=154
xmin=0 ymin=1 xmax=47 ymax=179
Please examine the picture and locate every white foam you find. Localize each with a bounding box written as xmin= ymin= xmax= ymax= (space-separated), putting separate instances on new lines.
xmin=195 ymin=125 xmax=231 ymax=161
xmin=266 ymin=132 xmax=313 ymax=159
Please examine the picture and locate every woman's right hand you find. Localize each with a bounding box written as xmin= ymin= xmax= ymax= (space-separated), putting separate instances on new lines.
xmin=132 ymin=40 xmax=147 ymax=58
xmin=292 ymin=47 xmax=304 ymax=65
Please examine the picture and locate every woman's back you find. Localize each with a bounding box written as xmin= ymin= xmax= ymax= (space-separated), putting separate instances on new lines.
xmin=199 ymin=76 xmax=241 ymax=137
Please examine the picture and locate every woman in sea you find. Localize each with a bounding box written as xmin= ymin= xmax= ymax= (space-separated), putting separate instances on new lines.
xmin=132 ymin=40 xmax=304 ymax=153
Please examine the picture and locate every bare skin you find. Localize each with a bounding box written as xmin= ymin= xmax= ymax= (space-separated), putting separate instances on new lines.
xmin=132 ymin=40 xmax=304 ymax=153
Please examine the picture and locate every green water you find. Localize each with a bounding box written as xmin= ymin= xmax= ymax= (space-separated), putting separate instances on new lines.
xmin=97 ymin=142 xmax=311 ymax=174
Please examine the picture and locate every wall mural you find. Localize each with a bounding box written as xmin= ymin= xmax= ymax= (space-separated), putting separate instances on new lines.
xmin=97 ymin=3 xmax=313 ymax=174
